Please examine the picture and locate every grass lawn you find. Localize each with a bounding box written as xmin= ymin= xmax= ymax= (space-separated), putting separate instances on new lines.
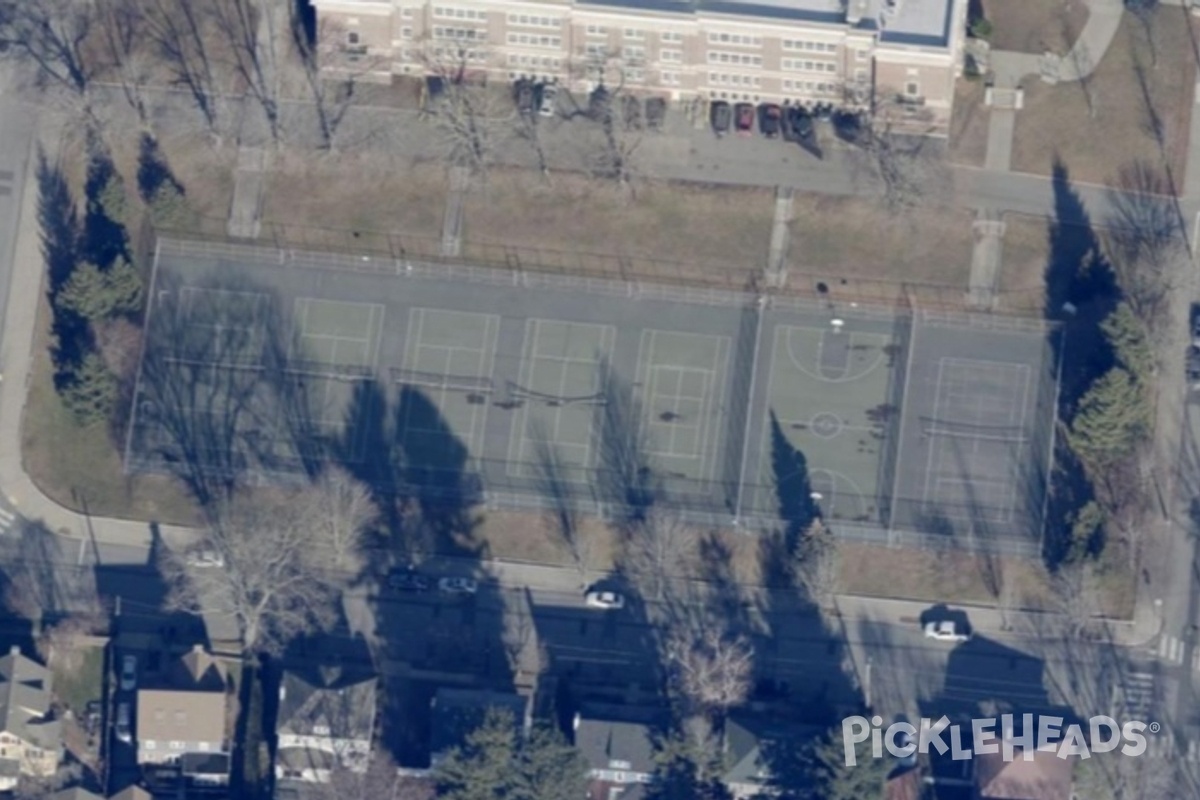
xmin=1011 ymin=8 xmax=1197 ymax=185
xmin=785 ymin=195 xmax=975 ymax=304
xmin=52 ymin=646 xmax=105 ymax=713
xmin=461 ymin=169 xmax=774 ymax=289
xmin=984 ymin=0 xmax=1088 ymax=54
xmin=947 ymin=78 xmax=990 ymax=168
xmin=22 ymin=291 xmax=200 ymax=526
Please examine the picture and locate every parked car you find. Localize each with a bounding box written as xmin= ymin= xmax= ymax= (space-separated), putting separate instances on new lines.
xmin=645 ymin=97 xmax=667 ymax=131
xmin=186 ymin=549 xmax=224 ymax=568
xmin=710 ymin=100 xmax=732 ymax=136
xmin=438 ymin=576 xmax=479 ymax=595
xmin=388 ymin=567 xmax=430 ymax=592
xmin=115 ymin=702 xmax=132 ymax=744
xmin=832 ymin=109 xmax=865 ymax=144
xmin=734 ymin=103 xmax=755 ymax=136
xmin=758 ymin=104 xmax=782 ymax=138
xmin=538 ymin=83 xmax=558 ymax=117
xmin=584 ymin=590 xmax=625 ymax=610
xmin=923 ymin=620 xmax=971 ymax=643
xmin=785 ymin=106 xmax=815 ymax=142
xmin=621 ymin=94 xmax=642 ymax=130
xmin=120 ymin=655 xmax=138 ymax=692
xmin=514 ymin=79 xmax=535 ymax=116
xmin=1187 ymin=347 xmax=1200 ymax=390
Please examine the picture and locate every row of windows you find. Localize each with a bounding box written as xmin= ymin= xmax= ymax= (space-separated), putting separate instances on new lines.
xmin=433 ymin=6 xmax=485 ymax=21
xmin=507 ymin=53 xmax=563 ymax=69
xmin=626 ymin=67 xmax=645 ymax=81
xmin=661 ymin=31 xmax=683 ymax=43
xmin=660 ymin=70 xmax=680 ymax=85
xmin=585 ymin=24 xmax=607 ymax=37
xmin=782 ymin=39 xmax=837 ymax=53
xmin=709 ymin=72 xmax=761 ymax=88
xmin=507 ymin=13 xmax=562 ymax=28
xmin=659 ymin=49 xmax=682 ymax=63
xmin=707 ymin=31 xmax=762 ymax=47
xmin=507 ymin=32 xmax=562 ymax=48
xmin=432 ymin=46 xmax=487 ymax=62
xmin=623 ymin=45 xmax=646 ymax=60
xmin=782 ymin=78 xmax=837 ymax=94
xmin=782 ymin=58 xmax=838 ymax=73
xmin=433 ymin=26 xmax=483 ymax=41
xmin=707 ymin=51 xmax=762 ymax=67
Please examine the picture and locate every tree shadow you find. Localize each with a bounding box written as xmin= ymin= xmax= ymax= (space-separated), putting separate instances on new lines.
xmin=594 ymin=356 xmax=658 ymax=530
xmin=136 ymin=133 xmax=185 ymax=204
xmin=81 ymin=141 xmax=130 ymax=271
xmin=36 ymin=147 xmax=90 ymax=379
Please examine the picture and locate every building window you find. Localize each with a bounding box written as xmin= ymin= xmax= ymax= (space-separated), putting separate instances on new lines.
xmin=626 ymin=68 xmax=644 ymax=82
xmin=170 ymin=741 xmax=184 ymax=750
xmin=707 ymin=51 xmax=762 ymax=67
xmin=856 ymin=47 xmax=868 ymax=60
xmin=854 ymin=67 xmax=867 ymax=83
xmin=401 ymin=27 xmax=412 ymax=39
xmin=624 ymin=28 xmax=645 ymax=40
xmin=585 ymin=43 xmax=608 ymax=58
xmin=507 ymin=32 xmax=562 ymax=49
xmin=783 ymin=39 xmax=836 ymax=53
xmin=507 ymin=14 xmax=561 ymax=28
xmin=658 ymin=49 xmax=681 ymax=63
xmin=198 ymin=741 xmax=210 ymax=751
xmin=585 ymin=24 xmax=607 ymax=37
xmin=905 ymin=81 xmax=920 ymax=97
xmin=400 ymin=7 xmax=413 ymax=19
xmin=660 ymin=31 xmax=683 ymax=43
xmin=433 ymin=6 xmax=486 ymax=21
xmin=623 ymin=45 xmax=646 ymax=61
xmin=434 ymin=26 xmax=483 ymax=41
xmin=660 ymin=70 xmax=679 ymax=85
xmin=144 ymin=741 xmax=156 ymax=750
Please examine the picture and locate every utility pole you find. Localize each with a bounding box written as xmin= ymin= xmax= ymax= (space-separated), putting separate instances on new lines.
xmin=865 ymin=657 xmax=873 ymax=710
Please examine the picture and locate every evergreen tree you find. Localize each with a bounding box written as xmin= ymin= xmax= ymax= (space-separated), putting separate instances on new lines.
xmin=60 ymin=352 xmax=118 ymax=426
xmin=806 ymin=729 xmax=889 ymax=800
xmin=56 ymin=258 xmax=143 ymax=321
xmin=1101 ymin=302 xmax=1153 ymax=386
xmin=96 ymin=171 xmax=130 ymax=227
xmin=515 ymin=725 xmax=591 ymax=800
xmin=1068 ymin=367 xmax=1151 ymax=472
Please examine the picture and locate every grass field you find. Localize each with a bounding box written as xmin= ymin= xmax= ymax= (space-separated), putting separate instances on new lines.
xmin=947 ymin=78 xmax=990 ymax=169
xmin=1011 ymin=9 xmax=1196 ymax=185
xmin=51 ymin=645 xmax=105 ymax=714
xmin=984 ymin=0 xmax=1088 ymax=55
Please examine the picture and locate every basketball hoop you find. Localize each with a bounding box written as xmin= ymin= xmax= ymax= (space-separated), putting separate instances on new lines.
xmin=830 ymin=319 xmax=845 ymax=333
xmin=810 ymin=491 xmax=823 ymax=501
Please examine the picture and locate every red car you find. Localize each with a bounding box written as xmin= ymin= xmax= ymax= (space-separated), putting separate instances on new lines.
xmin=734 ymin=102 xmax=754 ymax=136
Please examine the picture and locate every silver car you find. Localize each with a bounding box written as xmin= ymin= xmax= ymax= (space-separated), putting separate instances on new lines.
xmin=438 ymin=577 xmax=478 ymax=595
xmin=923 ymin=620 xmax=971 ymax=643
xmin=585 ymin=590 xmax=625 ymax=610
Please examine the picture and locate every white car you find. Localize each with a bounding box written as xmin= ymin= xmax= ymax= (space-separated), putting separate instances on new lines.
xmin=923 ymin=620 xmax=971 ymax=643
xmin=538 ymin=84 xmax=558 ymax=117
xmin=120 ymin=655 xmax=138 ymax=691
xmin=186 ymin=549 xmax=225 ymax=568
xmin=438 ymin=577 xmax=478 ymax=595
xmin=585 ymin=590 xmax=625 ymax=610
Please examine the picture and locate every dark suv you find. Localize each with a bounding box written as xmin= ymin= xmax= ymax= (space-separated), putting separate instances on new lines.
xmin=759 ymin=104 xmax=782 ymax=138
xmin=710 ymin=100 xmax=732 ymax=136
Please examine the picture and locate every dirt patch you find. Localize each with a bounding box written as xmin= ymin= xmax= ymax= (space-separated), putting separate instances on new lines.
xmin=948 ymin=78 xmax=990 ymax=169
xmin=985 ymin=0 xmax=1089 ymax=54
xmin=1011 ymin=9 xmax=1197 ymax=185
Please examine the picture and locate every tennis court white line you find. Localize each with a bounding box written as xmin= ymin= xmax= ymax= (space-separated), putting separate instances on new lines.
xmin=921 ymin=358 xmax=950 ymax=508
xmin=646 ymin=366 xmax=709 ymax=460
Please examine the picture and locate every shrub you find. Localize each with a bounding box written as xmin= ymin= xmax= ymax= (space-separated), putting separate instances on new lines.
xmin=60 ymin=352 xmax=118 ymax=426
xmin=55 ymin=258 xmax=143 ymax=321
xmin=970 ymin=18 xmax=993 ymax=40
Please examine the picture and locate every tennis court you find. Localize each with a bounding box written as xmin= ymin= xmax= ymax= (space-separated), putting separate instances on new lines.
xmin=290 ymin=298 xmax=384 ymax=371
xmin=506 ymin=319 xmax=616 ymax=479
xmin=636 ymin=330 xmax=730 ymax=483
xmin=397 ymin=308 xmax=500 ymax=463
xmin=176 ymin=286 xmax=271 ymax=365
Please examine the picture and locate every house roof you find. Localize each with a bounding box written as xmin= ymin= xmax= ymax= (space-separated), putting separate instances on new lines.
xmin=430 ymin=688 xmax=529 ymax=760
xmin=574 ymin=704 xmax=668 ymax=776
xmin=886 ymin=768 xmax=922 ymax=800
xmin=179 ymin=751 xmax=231 ymax=776
xmin=0 ymin=646 xmax=60 ymax=750
xmin=723 ymin=715 xmax=824 ymax=788
xmin=276 ymin=666 xmax=377 ymax=741
xmin=976 ymin=747 xmax=1074 ymax=800
xmin=135 ymin=689 xmax=226 ymax=746
xmin=171 ymin=646 xmax=227 ymax=691
xmin=108 ymin=786 xmax=153 ymax=800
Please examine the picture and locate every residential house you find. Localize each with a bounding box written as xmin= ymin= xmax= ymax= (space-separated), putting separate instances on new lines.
xmin=274 ymin=665 xmax=378 ymax=784
xmin=135 ymin=646 xmax=230 ymax=785
xmin=48 ymin=788 xmax=105 ymax=800
xmin=0 ymin=646 xmax=62 ymax=790
xmin=429 ymin=688 xmax=530 ymax=766
xmin=886 ymin=768 xmax=922 ymax=800
xmin=572 ymin=704 xmax=667 ymax=800
xmin=313 ymin=0 xmax=969 ymax=134
xmin=107 ymin=786 xmax=153 ymax=800
xmin=974 ymin=746 xmax=1073 ymax=800
xmin=722 ymin=714 xmax=824 ymax=799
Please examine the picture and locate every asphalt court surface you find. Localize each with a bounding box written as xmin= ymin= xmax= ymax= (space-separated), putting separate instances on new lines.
xmin=747 ymin=323 xmax=895 ymax=522
xmin=507 ymin=320 xmax=615 ymax=478
xmin=131 ymin=241 xmax=1059 ymax=547
xmin=636 ymin=330 xmax=730 ymax=483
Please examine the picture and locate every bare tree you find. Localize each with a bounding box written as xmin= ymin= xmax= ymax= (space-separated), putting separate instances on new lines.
xmin=791 ymin=521 xmax=841 ymax=612
xmin=421 ymin=41 xmax=508 ymax=175
xmin=139 ymin=0 xmax=232 ymax=141
xmin=846 ymin=91 xmax=947 ymax=213
xmin=99 ymin=2 xmax=155 ymax=133
xmin=161 ymin=492 xmax=345 ymax=656
xmin=0 ymin=0 xmax=104 ymax=124
xmin=1103 ymin=160 xmax=1186 ymax=334
xmin=664 ymin=628 xmax=754 ymax=716
xmin=531 ymin=434 xmax=589 ymax=582
xmin=1050 ymin=561 xmax=1103 ymax=642
xmin=300 ymin=465 xmax=379 ymax=575
xmin=211 ymin=0 xmax=283 ymax=142
xmin=1070 ymin=40 xmax=1098 ymax=118
xmin=621 ymin=509 xmax=693 ymax=604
